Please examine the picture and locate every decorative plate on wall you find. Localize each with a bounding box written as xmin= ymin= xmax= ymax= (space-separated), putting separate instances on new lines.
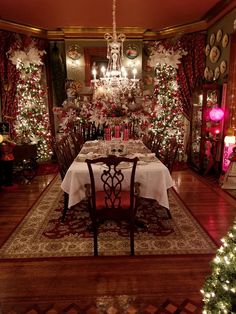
xmin=222 ymin=33 xmax=229 ymax=48
xmin=125 ymin=44 xmax=139 ymax=59
xmin=216 ymin=29 xmax=223 ymax=43
xmin=209 ymin=46 xmax=220 ymax=63
xmin=214 ymin=66 xmax=220 ymax=80
xmin=209 ymin=33 xmax=216 ymax=46
xmin=220 ymin=60 xmax=227 ymax=74
xmin=67 ymin=44 xmax=82 ymax=60
xmin=209 ymin=69 xmax=214 ymax=81
xmin=204 ymin=67 xmax=209 ymax=80
xmin=204 ymin=66 xmax=213 ymax=81
xmin=205 ymin=44 xmax=211 ymax=56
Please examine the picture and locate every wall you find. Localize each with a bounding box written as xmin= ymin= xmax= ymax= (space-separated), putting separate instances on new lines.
xmin=64 ymin=39 xmax=143 ymax=96
xmin=205 ymin=8 xmax=236 ymax=84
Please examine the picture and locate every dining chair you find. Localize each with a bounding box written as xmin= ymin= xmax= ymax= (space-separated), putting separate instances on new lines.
xmin=85 ymin=155 xmax=139 ymax=256
xmin=53 ymin=136 xmax=74 ymax=221
xmin=144 ymin=136 xmax=177 ymax=220
xmin=142 ymin=132 xmax=154 ymax=150
xmin=69 ymin=132 xmax=84 ymax=157
xmin=158 ymin=137 xmax=179 ymax=175
xmin=155 ymin=137 xmax=179 ymax=220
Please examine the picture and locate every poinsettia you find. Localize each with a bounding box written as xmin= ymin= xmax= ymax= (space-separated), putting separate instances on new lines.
xmin=8 ymin=44 xmax=45 ymax=71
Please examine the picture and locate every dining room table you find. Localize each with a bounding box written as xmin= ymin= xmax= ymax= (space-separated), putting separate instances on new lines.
xmin=61 ymin=138 xmax=174 ymax=210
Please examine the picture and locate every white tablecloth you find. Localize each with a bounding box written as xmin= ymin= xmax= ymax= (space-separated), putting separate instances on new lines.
xmin=61 ymin=152 xmax=174 ymax=210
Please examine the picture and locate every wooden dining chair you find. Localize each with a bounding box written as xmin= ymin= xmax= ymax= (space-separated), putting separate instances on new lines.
xmin=53 ymin=136 xmax=74 ymax=221
xmin=69 ymin=132 xmax=84 ymax=157
xmin=158 ymin=137 xmax=179 ymax=175
xmin=142 ymin=132 xmax=154 ymax=150
xmin=85 ymin=155 xmax=139 ymax=256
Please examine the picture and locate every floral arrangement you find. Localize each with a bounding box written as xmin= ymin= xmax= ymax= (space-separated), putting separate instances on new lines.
xmin=8 ymin=41 xmax=45 ymax=72
xmin=147 ymin=42 xmax=187 ymax=69
xmin=79 ymin=95 xmax=157 ymax=134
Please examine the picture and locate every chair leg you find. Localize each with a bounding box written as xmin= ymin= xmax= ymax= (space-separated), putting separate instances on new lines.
xmin=93 ymin=224 xmax=98 ymax=256
xmin=166 ymin=208 xmax=172 ymax=219
xmin=130 ymin=217 xmax=135 ymax=256
xmin=61 ymin=192 xmax=69 ymax=222
xmin=165 ymin=190 xmax=172 ymax=219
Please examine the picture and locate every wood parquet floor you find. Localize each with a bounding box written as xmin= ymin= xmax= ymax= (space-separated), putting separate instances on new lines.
xmin=0 ymin=169 xmax=235 ymax=313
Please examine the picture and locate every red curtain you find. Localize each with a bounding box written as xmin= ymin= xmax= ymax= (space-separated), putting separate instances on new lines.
xmin=0 ymin=31 xmax=20 ymax=132
xmin=145 ymin=33 xmax=206 ymax=121
xmin=177 ymin=33 xmax=206 ymax=120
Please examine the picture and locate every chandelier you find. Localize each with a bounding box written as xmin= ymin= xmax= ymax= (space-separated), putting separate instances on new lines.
xmin=91 ymin=0 xmax=141 ymax=102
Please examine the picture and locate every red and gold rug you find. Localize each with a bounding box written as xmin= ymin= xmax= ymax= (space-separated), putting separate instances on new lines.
xmin=0 ymin=175 xmax=217 ymax=258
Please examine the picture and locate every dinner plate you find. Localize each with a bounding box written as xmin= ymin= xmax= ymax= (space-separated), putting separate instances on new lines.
xmin=138 ymin=160 xmax=148 ymax=165
xmin=102 ymin=162 xmax=132 ymax=169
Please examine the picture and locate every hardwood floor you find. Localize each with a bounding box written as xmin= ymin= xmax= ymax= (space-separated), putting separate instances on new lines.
xmin=0 ymin=169 xmax=235 ymax=313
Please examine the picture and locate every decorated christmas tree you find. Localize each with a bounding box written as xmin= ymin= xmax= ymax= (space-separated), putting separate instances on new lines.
xmin=9 ymin=40 xmax=52 ymax=160
xmin=201 ymin=219 xmax=236 ymax=313
xmin=151 ymin=63 xmax=184 ymax=156
xmin=147 ymin=42 xmax=187 ymax=157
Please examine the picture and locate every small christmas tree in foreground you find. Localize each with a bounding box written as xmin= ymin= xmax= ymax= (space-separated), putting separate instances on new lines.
xmin=201 ymin=219 xmax=236 ymax=313
xmin=9 ymin=40 xmax=52 ymax=160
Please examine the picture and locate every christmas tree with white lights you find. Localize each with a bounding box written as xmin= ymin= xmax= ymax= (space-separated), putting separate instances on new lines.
xmin=201 ymin=219 xmax=236 ymax=313
xmin=9 ymin=41 xmax=52 ymax=160
xmin=152 ymin=63 xmax=184 ymax=156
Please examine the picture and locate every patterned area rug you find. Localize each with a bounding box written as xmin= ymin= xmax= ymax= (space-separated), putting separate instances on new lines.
xmin=36 ymin=161 xmax=59 ymax=176
xmin=1 ymin=298 xmax=202 ymax=314
xmin=0 ymin=175 xmax=217 ymax=258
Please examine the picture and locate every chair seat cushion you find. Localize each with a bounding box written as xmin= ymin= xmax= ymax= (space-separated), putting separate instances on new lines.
xmin=95 ymin=191 xmax=132 ymax=210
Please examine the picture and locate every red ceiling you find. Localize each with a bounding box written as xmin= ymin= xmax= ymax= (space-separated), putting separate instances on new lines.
xmin=0 ymin=0 xmax=226 ymax=32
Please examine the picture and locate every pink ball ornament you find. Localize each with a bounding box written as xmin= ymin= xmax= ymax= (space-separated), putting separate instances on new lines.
xmin=209 ymin=108 xmax=224 ymax=121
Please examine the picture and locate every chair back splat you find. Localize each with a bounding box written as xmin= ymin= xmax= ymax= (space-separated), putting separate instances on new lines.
xmin=85 ymin=155 xmax=139 ymax=256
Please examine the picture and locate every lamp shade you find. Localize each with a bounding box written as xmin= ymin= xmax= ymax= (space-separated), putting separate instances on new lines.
xmin=224 ymin=135 xmax=236 ymax=145
xmin=209 ymin=108 xmax=224 ymax=121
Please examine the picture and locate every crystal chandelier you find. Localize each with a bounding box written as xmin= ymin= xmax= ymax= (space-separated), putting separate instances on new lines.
xmin=91 ymin=0 xmax=141 ymax=102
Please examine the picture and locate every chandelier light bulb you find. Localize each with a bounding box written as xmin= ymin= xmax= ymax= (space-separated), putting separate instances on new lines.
xmin=132 ymin=68 xmax=137 ymax=78
xmin=92 ymin=68 xmax=97 ymax=80
xmin=101 ymin=66 xmax=106 ymax=75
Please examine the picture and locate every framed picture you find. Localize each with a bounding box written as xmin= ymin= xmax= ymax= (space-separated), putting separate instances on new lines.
xmin=84 ymin=47 xmax=107 ymax=86
xmin=0 ymin=122 xmax=10 ymax=135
